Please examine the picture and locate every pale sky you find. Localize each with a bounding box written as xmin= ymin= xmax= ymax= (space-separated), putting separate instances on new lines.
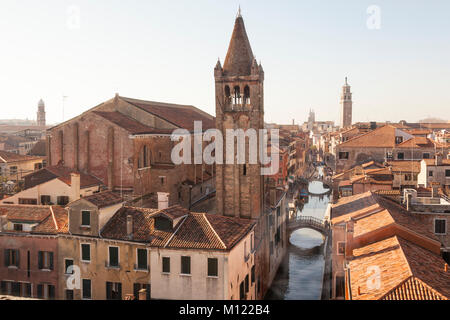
xmin=0 ymin=0 xmax=449 ymax=125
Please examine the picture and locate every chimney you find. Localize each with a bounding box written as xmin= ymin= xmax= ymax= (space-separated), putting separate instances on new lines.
xmin=157 ymin=192 xmax=169 ymax=210
xmin=70 ymin=173 xmax=81 ymax=202
xmin=445 ymin=263 xmax=448 ymax=272
xmin=126 ymin=215 xmax=133 ymax=239
xmin=345 ymin=218 xmax=355 ymax=258
xmin=406 ymin=193 xmax=412 ymax=211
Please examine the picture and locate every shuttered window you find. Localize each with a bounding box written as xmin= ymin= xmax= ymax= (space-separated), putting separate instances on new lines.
xmin=81 ymin=244 xmax=90 ymax=261
xmin=38 ymin=251 xmax=53 ymax=270
xmin=106 ymin=282 xmax=122 ymax=300
xmin=4 ymin=249 xmax=19 ymax=267
xmin=137 ymin=249 xmax=147 ymax=270
xmin=81 ymin=211 xmax=91 ymax=226
xmin=181 ymin=256 xmax=191 ymax=275
xmin=82 ymin=279 xmax=91 ymax=299
xmin=207 ymin=258 xmax=218 ymax=277
xmin=109 ymin=247 xmax=119 ymax=267
xmin=162 ymin=257 xmax=170 ymax=273
xmin=435 ymin=219 xmax=447 ymax=235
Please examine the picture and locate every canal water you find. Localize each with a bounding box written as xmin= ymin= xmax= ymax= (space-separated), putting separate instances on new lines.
xmin=265 ymin=176 xmax=330 ymax=300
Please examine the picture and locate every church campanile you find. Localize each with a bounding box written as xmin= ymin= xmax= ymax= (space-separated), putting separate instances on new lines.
xmin=214 ymin=11 xmax=265 ymax=219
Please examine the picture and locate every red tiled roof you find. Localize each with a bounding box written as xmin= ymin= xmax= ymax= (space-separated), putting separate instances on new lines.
xmin=349 ymin=236 xmax=450 ymax=300
xmin=387 ymin=161 xmax=421 ymax=173
xmin=93 ymin=111 xmax=173 ymax=135
xmin=101 ymin=205 xmax=256 ymax=250
xmin=82 ymin=191 xmax=124 ymax=209
xmin=0 ymin=150 xmax=43 ymax=163
xmin=0 ymin=205 xmax=59 ymax=223
xmin=338 ymin=125 xmax=409 ymax=148
xmin=396 ymin=137 xmax=435 ymax=148
xmin=121 ymin=97 xmax=215 ymax=132
xmin=31 ymin=207 xmax=68 ymax=234
xmin=25 ymin=165 xmax=103 ymax=189
xmin=423 ymin=158 xmax=450 ymax=166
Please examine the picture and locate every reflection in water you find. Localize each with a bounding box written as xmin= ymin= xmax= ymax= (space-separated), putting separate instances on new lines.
xmin=266 ymin=174 xmax=330 ymax=300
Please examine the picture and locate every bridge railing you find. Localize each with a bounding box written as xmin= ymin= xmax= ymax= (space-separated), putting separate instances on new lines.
xmin=289 ymin=216 xmax=329 ymax=231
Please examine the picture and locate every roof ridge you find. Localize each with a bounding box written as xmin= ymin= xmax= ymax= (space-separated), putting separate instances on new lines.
xmin=202 ymin=213 xmax=227 ymax=250
xmin=49 ymin=206 xmax=58 ymax=231
xmin=164 ymin=215 xmax=188 ymax=248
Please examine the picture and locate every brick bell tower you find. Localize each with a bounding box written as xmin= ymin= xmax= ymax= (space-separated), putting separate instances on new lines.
xmin=340 ymin=77 xmax=352 ymax=128
xmin=214 ymin=10 xmax=265 ymax=219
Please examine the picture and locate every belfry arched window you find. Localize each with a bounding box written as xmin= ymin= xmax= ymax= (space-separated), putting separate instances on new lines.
xmin=244 ymin=86 xmax=250 ymax=105
xmin=233 ymin=86 xmax=241 ymax=105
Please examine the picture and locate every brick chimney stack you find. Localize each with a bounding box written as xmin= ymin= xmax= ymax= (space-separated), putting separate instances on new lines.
xmin=126 ymin=215 xmax=133 ymax=239
xmin=70 ymin=173 xmax=81 ymax=202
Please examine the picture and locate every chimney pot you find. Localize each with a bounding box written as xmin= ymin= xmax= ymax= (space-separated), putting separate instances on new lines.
xmin=445 ymin=263 xmax=448 ymax=272
xmin=126 ymin=215 xmax=133 ymax=238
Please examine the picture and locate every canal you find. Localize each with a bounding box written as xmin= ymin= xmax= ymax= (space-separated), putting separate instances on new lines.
xmin=265 ymin=175 xmax=330 ymax=300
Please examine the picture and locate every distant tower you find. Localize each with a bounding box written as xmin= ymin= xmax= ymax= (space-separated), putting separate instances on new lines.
xmin=37 ymin=99 xmax=46 ymax=127
xmin=307 ymin=109 xmax=315 ymax=130
xmin=340 ymin=77 xmax=352 ymax=128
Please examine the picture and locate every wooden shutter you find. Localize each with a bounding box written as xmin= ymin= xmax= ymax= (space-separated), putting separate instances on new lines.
xmin=15 ymin=250 xmax=19 ymax=267
xmin=37 ymin=284 xmax=43 ymax=299
xmin=49 ymin=252 xmax=54 ymax=270
xmin=133 ymin=283 xmax=140 ymax=300
xmin=118 ymin=283 xmax=122 ymax=300
xmin=106 ymin=282 xmax=112 ymax=300
xmin=4 ymin=249 xmax=10 ymax=267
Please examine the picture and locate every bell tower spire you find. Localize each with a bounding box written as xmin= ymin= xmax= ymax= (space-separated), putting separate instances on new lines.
xmin=340 ymin=77 xmax=353 ymax=128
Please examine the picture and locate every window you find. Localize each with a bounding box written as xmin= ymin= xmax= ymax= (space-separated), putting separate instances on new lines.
xmin=37 ymin=284 xmax=44 ymax=299
xmin=435 ymin=219 xmax=447 ymax=235
xmin=108 ymin=246 xmax=119 ymax=267
xmin=395 ymin=136 xmax=403 ymax=144
xmin=48 ymin=285 xmax=55 ymax=300
xmin=404 ymin=174 xmax=412 ymax=181
xmin=207 ymin=258 xmax=218 ymax=277
xmin=66 ymin=289 xmax=74 ymax=300
xmin=18 ymin=198 xmax=37 ymax=205
xmin=133 ymin=283 xmax=151 ymax=300
xmin=82 ymin=279 xmax=92 ymax=299
xmin=106 ymin=282 xmax=122 ymax=300
xmin=13 ymin=224 xmax=23 ymax=231
xmin=338 ymin=152 xmax=349 ymax=160
xmin=337 ymin=242 xmax=345 ymax=255
xmin=38 ymin=251 xmax=54 ymax=270
xmin=386 ymin=151 xmax=393 ymax=160
xmin=335 ymin=275 xmax=345 ymax=298
xmin=4 ymin=249 xmax=20 ymax=267
xmin=251 ymin=266 xmax=255 ymax=284
xmin=37 ymin=284 xmax=55 ymax=300
xmin=10 ymin=166 xmax=17 ymax=175
xmin=397 ymin=152 xmax=404 ymax=160
xmin=162 ymin=257 xmax=170 ymax=273
xmin=57 ymin=196 xmax=69 ymax=206
xmin=245 ymin=274 xmax=249 ymax=293
xmin=137 ymin=249 xmax=148 ymax=270
xmin=446 ymin=170 xmax=450 ymax=177
xmin=423 ymin=153 xmax=430 ymax=159
xmin=81 ymin=244 xmax=91 ymax=262
xmin=181 ymin=256 xmax=191 ymax=275
xmin=429 ymin=170 xmax=434 ymax=177
xmin=239 ymin=281 xmax=245 ymax=300
xmin=243 ymin=164 xmax=247 ymax=176
xmin=81 ymin=211 xmax=91 ymax=227
xmin=65 ymin=259 xmax=74 ymax=274
xmin=40 ymin=195 xmax=51 ymax=205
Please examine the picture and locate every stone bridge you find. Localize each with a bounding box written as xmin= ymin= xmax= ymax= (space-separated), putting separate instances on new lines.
xmin=288 ymin=216 xmax=330 ymax=237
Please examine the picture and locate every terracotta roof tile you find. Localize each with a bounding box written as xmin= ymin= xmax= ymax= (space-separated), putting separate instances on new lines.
xmin=0 ymin=150 xmax=43 ymax=163
xmin=31 ymin=207 xmax=68 ymax=234
xmin=0 ymin=205 xmax=61 ymax=224
xmin=121 ymin=97 xmax=215 ymax=132
xmin=82 ymin=191 xmax=124 ymax=209
xmin=350 ymin=236 xmax=450 ymax=300
xmin=101 ymin=205 xmax=256 ymax=250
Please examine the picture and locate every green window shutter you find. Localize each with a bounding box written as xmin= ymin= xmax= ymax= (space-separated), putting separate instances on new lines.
xmin=15 ymin=250 xmax=20 ymax=267
xmin=5 ymin=249 xmax=10 ymax=267
xmin=49 ymin=252 xmax=54 ymax=270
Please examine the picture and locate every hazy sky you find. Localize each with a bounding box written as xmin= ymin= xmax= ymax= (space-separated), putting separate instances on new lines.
xmin=0 ymin=0 xmax=449 ymax=125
